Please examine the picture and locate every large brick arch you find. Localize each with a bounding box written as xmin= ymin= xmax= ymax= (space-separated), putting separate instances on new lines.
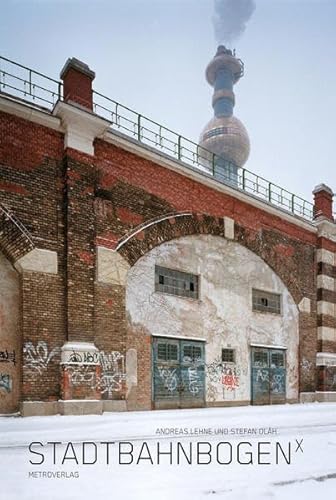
xmin=0 ymin=203 xmax=35 ymax=264
xmin=116 ymin=212 xmax=312 ymax=305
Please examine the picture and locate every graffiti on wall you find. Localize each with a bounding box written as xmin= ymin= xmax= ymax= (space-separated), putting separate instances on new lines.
xmin=271 ymin=372 xmax=285 ymax=393
xmin=65 ymin=350 xmax=126 ymax=397
xmin=206 ymin=358 xmax=241 ymax=388
xmin=98 ymin=351 xmax=125 ymax=397
xmin=206 ymin=357 xmax=241 ymax=398
xmin=65 ymin=366 xmax=96 ymax=387
xmin=157 ymin=367 xmax=178 ymax=393
xmin=300 ymin=358 xmax=314 ymax=374
xmin=188 ymin=366 xmax=201 ymax=395
xmin=23 ymin=341 xmax=60 ymax=375
xmin=0 ymin=350 xmax=16 ymax=365
xmin=222 ymin=370 xmax=240 ymax=391
xmin=0 ymin=373 xmax=12 ymax=393
xmin=256 ymin=368 xmax=269 ymax=383
xmin=68 ymin=351 xmax=99 ymax=364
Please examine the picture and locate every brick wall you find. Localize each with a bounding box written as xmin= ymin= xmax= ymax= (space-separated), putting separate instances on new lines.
xmin=0 ymin=110 xmax=66 ymax=409
xmin=0 ymin=100 xmax=333 ymax=411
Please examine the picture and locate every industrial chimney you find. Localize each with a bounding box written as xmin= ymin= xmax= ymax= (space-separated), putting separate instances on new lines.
xmin=199 ymin=46 xmax=250 ymax=185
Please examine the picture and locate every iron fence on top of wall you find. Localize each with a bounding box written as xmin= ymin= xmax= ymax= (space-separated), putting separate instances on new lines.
xmin=0 ymin=55 xmax=315 ymax=222
xmin=0 ymin=56 xmax=62 ymax=108
xmin=92 ymin=91 xmax=314 ymax=221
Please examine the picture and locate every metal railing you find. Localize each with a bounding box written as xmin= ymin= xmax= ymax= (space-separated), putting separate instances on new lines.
xmin=93 ymin=91 xmax=314 ymax=220
xmin=0 ymin=56 xmax=62 ymax=108
xmin=0 ymin=56 xmax=315 ymax=221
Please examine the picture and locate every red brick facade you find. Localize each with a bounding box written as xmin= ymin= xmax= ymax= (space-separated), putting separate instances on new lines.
xmin=0 ymin=58 xmax=335 ymax=415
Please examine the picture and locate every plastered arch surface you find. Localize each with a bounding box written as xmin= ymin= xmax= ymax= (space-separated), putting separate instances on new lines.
xmin=126 ymin=234 xmax=299 ymax=404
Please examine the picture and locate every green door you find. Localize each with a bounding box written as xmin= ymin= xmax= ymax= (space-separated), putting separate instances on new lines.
xmin=251 ymin=347 xmax=286 ymax=405
xmin=153 ymin=337 xmax=205 ymax=409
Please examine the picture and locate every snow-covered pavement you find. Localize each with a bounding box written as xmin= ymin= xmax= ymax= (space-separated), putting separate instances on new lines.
xmin=0 ymin=402 xmax=335 ymax=500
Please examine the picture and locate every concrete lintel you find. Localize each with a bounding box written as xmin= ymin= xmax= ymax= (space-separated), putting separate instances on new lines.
xmin=317 ymin=301 xmax=335 ymax=317
xmin=298 ymin=297 xmax=311 ymax=314
xmin=53 ymin=100 xmax=110 ymax=155
xmin=15 ymin=248 xmax=58 ymax=274
xmin=314 ymin=219 xmax=336 ymax=242
xmin=316 ymin=352 xmax=336 ymax=366
xmin=224 ymin=216 xmax=234 ymax=240
xmin=317 ymin=275 xmax=335 ymax=291
xmin=96 ymin=246 xmax=130 ymax=285
xmin=318 ymin=327 xmax=336 ymax=342
xmin=316 ymin=248 xmax=335 ymax=266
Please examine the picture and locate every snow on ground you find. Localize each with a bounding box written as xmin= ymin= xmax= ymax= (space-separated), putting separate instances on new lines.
xmin=0 ymin=402 xmax=335 ymax=500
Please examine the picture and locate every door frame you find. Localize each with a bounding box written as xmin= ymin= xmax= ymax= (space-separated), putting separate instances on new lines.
xmin=152 ymin=336 xmax=206 ymax=410
xmin=251 ymin=345 xmax=287 ymax=406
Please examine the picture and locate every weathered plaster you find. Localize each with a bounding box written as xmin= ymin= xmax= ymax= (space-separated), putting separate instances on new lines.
xmin=126 ymin=235 xmax=299 ymax=405
xmin=0 ymin=253 xmax=20 ymax=413
xmin=96 ymin=246 xmax=130 ymax=285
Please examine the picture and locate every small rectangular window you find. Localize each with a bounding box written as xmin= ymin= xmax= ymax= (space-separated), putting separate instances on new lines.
xmin=222 ymin=349 xmax=235 ymax=363
xmin=157 ymin=343 xmax=178 ymax=361
xmin=252 ymin=289 xmax=281 ymax=314
xmin=183 ymin=345 xmax=202 ymax=362
xmin=271 ymin=352 xmax=285 ymax=368
xmin=253 ymin=350 xmax=269 ymax=367
xmin=155 ymin=266 xmax=199 ymax=299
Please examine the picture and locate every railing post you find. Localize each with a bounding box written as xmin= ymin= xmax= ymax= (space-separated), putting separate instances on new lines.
xmin=212 ymin=153 xmax=216 ymax=176
xmin=268 ymin=182 xmax=272 ymax=202
xmin=137 ymin=114 xmax=141 ymax=142
xmin=178 ymin=135 xmax=182 ymax=161
xmin=242 ymin=169 xmax=246 ymax=190
xmin=291 ymin=194 xmax=295 ymax=213
xmin=29 ymin=69 xmax=32 ymax=96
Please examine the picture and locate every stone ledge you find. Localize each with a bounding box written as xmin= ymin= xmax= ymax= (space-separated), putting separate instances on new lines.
xmin=315 ymin=392 xmax=336 ymax=403
xmin=103 ymin=400 xmax=127 ymax=412
xmin=59 ymin=400 xmax=103 ymax=416
xmin=206 ymin=400 xmax=250 ymax=408
xmin=20 ymin=401 xmax=59 ymax=417
xmin=299 ymin=392 xmax=316 ymax=403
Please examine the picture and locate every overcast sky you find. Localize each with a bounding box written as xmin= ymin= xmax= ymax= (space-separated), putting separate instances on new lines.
xmin=1 ymin=0 xmax=335 ymax=203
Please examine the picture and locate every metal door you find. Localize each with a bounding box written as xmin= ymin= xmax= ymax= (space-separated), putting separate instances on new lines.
xmin=153 ymin=337 xmax=205 ymax=409
xmin=251 ymin=347 xmax=286 ymax=405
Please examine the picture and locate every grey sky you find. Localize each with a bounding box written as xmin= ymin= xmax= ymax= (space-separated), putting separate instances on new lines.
xmin=1 ymin=0 xmax=335 ymax=203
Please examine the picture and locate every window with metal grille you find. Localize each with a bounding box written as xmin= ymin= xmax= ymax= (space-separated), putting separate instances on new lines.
xmin=183 ymin=345 xmax=202 ymax=362
xmin=253 ymin=350 xmax=269 ymax=367
xmin=155 ymin=265 xmax=199 ymax=299
xmin=222 ymin=348 xmax=235 ymax=363
xmin=157 ymin=343 xmax=178 ymax=361
xmin=252 ymin=289 xmax=281 ymax=314
xmin=271 ymin=352 xmax=285 ymax=368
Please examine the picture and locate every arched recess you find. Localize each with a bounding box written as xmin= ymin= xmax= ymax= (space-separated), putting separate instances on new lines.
xmin=125 ymin=234 xmax=300 ymax=409
xmin=0 ymin=204 xmax=34 ymax=413
xmin=116 ymin=212 xmax=306 ymax=306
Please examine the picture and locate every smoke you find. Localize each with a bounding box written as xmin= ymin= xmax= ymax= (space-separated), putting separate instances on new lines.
xmin=213 ymin=0 xmax=256 ymax=46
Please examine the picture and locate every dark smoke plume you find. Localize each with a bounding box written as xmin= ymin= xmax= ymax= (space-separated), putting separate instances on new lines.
xmin=213 ymin=0 xmax=256 ymax=46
